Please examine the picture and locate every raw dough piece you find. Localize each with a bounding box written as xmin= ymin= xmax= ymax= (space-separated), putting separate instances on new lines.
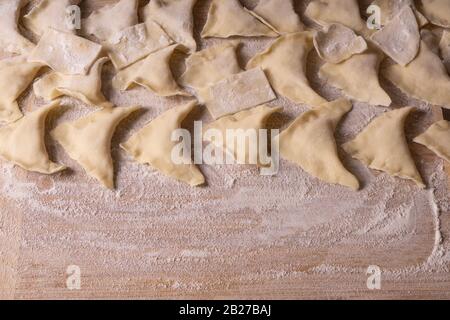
xmin=142 ymin=0 xmax=198 ymax=53
xmin=28 ymin=28 xmax=102 ymax=75
xmin=440 ymin=30 xmax=450 ymax=73
xmin=103 ymin=22 xmax=173 ymax=70
xmin=0 ymin=55 xmax=43 ymax=123
xmin=319 ymin=50 xmax=392 ymax=106
xmin=201 ymin=0 xmax=278 ymax=38
xmin=0 ymin=0 xmax=34 ymax=55
xmin=0 ymin=100 xmax=65 ymax=174
xmin=51 ymin=106 xmax=140 ymax=189
xmin=34 ymin=57 xmax=112 ymax=108
xmin=82 ymin=0 xmax=138 ymax=41
xmin=370 ymin=6 xmax=420 ymax=66
xmin=279 ymin=99 xmax=359 ymax=190
xmin=383 ymin=41 xmax=450 ymax=108
xmin=343 ymin=107 xmax=424 ymax=188
xmin=247 ymin=32 xmax=327 ymax=106
xmin=203 ymin=68 xmax=277 ymax=119
xmin=305 ymin=0 xmax=367 ymax=34
xmin=314 ymin=24 xmax=367 ymax=63
xmin=414 ymin=120 xmax=450 ymax=163
xmin=204 ymin=105 xmax=282 ymax=165
xmin=179 ymin=42 xmax=243 ymax=102
xmin=419 ymin=0 xmax=450 ymax=28
xmin=371 ymin=0 xmax=428 ymax=27
xmin=121 ymin=101 xmax=205 ymax=187
xmin=252 ymin=0 xmax=304 ymax=34
xmin=112 ymin=45 xmax=189 ymax=97
xmin=23 ymin=0 xmax=80 ymax=37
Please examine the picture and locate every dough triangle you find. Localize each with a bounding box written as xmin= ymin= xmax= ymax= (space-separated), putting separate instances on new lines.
xmin=142 ymin=0 xmax=198 ymax=53
xmin=121 ymin=101 xmax=205 ymax=187
xmin=204 ymin=104 xmax=282 ymax=165
xmin=0 ymin=0 xmax=34 ymax=55
xmin=34 ymin=57 xmax=113 ymax=108
xmin=0 ymin=55 xmax=43 ymax=123
xmin=372 ymin=0 xmax=428 ymax=27
xmin=419 ymin=0 xmax=450 ymax=28
xmin=251 ymin=0 xmax=304 ymax=34
xmin=414 ymin=120 xmax=450 ymax=163
xmin=0 ymin=100 xmax=65 ymax=174
xmin=51 ymin=106 xmax=140 ymax=189
xmin=112 ymin=45 xmax=190 ymax=97
xmin=82 ymin=0 xmax=138 ymax=41
xmin=342 ymin=107 xmax=424 ymax=188
xmin=383 ymin=41 xmax=450 ymax=108
xmin=246 ymin=32 xmax=327 ymax=106
xmin=319 ymin=50 xmax=392 ymax=107
xmin=201 ymin=0 xmax=278 ymax=38
xmin=279 ymin=99 xmax=359 ymax=190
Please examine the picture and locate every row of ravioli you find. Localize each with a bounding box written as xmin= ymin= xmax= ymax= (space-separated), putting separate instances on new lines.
xmin=0 ymin=0 xmax=449 ymax=190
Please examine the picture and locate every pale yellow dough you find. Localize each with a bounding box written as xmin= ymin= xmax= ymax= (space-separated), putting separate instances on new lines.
xmin=24 ymin=0 xmax=81 ymax=37
xmin=103 ymin=22 xmax=173 ymax=70
xmin=343 ymin=107 xmax=424 ymax=188
xmin=28 ymin=28 xmax=102 ymax=75
xmin=0 ymin=0 xmax=34 ymax=55
xmin=419 ymin=0 xmax=450 ymax=28
xmin=204 ymin=104 xmax=282 ymax=165
xmin=112 ymin=45 xmax=190 ymax=97
xmin=414 ymin=120 xmax=450 ymax=163
xmin=319 ymin=50 xmax=392 ymax=107
xmin=121 ymin=101 xmax=205 ymax=187
xmin=51 ymin=106 xmax=140 ymax=189
xmin=252 ymin=0 xmax=304 ymax=34
xmin=0 ymin=100 xmax=66 ymax=174
xmin=201 ymin=0 xmax=278 ymax=38
xmin=82 ymin=0 xmax=138 ymax=41
xmin=142 ymin=0 xmax=198 ymax=53
xmin=279 ymin=99 xmax=359 ymax=190
xmin=203 ymin=68 xmax=277 ymax=120
xmin=371 ymin=0 xmax=428 ymax=27
xmin=34 ymin=57 xmax=112 ymax=108
xmin=383 ymin=41 xmax=450 ymax=108
xmin=440 ymin=30 xmax=450 ymax=73
xmin=0 ymin=55 xmax=43 ymax=123
xmin=247 ymin=32 xmax=327 ymax=107
xmin=370 ymin=6 xmax=420 ymax=66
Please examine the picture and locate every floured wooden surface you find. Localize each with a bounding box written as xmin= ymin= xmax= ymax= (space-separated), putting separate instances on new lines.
xmin=1 ymin=0 xmax=450 ymax=299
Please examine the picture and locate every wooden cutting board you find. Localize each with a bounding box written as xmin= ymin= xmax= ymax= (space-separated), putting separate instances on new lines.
xmin=1 ymin=0 xmax=450 ymax=300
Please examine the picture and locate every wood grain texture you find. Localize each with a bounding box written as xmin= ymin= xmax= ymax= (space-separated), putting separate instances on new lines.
xmin=0 ymin=0 xmax=449 ymax=300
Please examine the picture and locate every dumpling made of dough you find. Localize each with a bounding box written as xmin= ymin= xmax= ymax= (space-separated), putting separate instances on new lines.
xmin=204 ymin=104 xmax=282 ymax=165
xmin=371 ymin=0 xmax=428 ymax=27
xmin=23 ymin=0 xmax=81 ymax=37
xmin=51 ymin=106 xmax=140 ymax=189
xmin=251 ymin=0 xmax=304 ymax=34
xmin=383 ymin=41 xmax=450 ymax=108
xmin=28 ymin=28 xmax=102 ymax=75
xmin=419 ymin=0 xmax=450 ymax=28
xmin=82 ymin=0 xmax=138 ymax=41
xmin=142 ymin=0 xmax=198 ymax=53
xmin=179 ymin=42 xmax=243 ymax=102
xmin=34 ymin=57 xmax=112 ymax=108
xmin=121 ymin=101 xmax=205 ymax=187
xmin=440 ymin=30 xmax=450 ymax=74
xmin=370 ymin=6 xmax=420 ymax=66
xmin=0 ymin=0 xmax=34 ymax=55
xmin=246 ymin=32 xmax=327 ymax=107
xmin=305 ymin=0 xmax=367 ymax=35
xmin=319 ymin=50 xmax=392 ymax=107
xmin=314 ymin=23 xmax=367 ymax=64
xmin=279 ymin=99 xmax=359 ymax=190
xmin=201 ymin=0 xmax=278 ymax=38
xmin=414 ymin=120 xmax=450 ymax=163
xmin=0 ymin=100 xmax=65 ymax=174
xmin=112 ymin=45 xmax=190 ymax=97
xmin=0 ymin=55 xmax=43 ymax=123
xmin=342 ymin=107 xmax=424 ymax=188
xmin=103 ymin=22 xmax=173 ymax=70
